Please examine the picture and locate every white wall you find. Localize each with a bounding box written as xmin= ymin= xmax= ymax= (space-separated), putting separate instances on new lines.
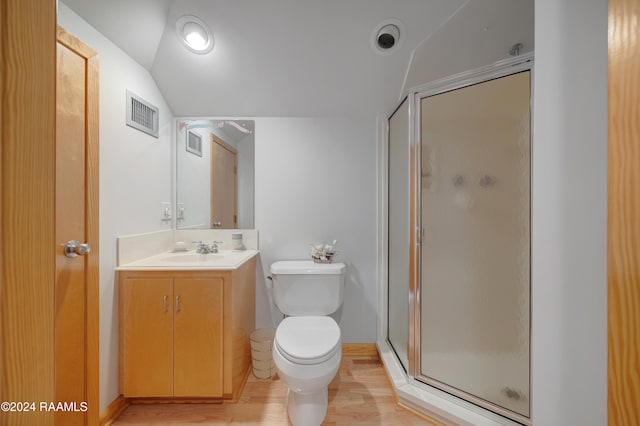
xmin=254 ymin=118 xmax=378 ymax=342
xmin=403 ymin=0 xmax=534 ymax=96
xmin=58 ymin=3 xmax=175 ymax=411
xmin=532 ymin=0 xmax=607 ymax=424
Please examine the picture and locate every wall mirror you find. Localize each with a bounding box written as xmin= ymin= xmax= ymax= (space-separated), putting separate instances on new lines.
xmin=176 ymin=119 xmax=255 ymax=229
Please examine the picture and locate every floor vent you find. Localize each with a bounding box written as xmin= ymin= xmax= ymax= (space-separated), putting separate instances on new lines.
xmin=126 ymin=90 xmax=159 ymax=138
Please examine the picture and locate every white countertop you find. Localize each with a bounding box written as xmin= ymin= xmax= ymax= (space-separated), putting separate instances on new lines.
xmin=116 ymin=249 xmax=259 ymax=271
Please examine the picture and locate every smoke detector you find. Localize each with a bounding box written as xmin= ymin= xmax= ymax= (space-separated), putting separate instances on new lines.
xmin=371 ymin=19 xmax=404 ymax=55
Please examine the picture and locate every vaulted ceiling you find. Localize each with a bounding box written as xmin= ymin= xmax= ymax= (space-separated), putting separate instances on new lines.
xmin=60 ymin=0 xmax=533 ymax=118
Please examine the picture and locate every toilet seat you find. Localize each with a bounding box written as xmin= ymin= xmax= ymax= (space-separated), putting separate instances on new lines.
xmin=275 ymin=316 xmax=341 ymax=365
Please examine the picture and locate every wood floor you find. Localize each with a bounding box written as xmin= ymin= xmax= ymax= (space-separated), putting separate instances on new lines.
xmin=111 ymin=351 xmax=440 ymax=425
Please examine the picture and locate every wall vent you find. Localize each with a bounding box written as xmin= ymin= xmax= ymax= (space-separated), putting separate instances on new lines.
xmin=126 ymin=90 xmax=159 ymax=138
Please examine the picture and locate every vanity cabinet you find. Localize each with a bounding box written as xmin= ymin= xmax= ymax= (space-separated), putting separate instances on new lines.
xmin=118 ymin=257 xmax=255 ymax=400
xmin=120 ymin=277 xmax=223 ymax=397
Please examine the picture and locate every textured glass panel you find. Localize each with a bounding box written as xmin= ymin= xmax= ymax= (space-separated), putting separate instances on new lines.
xmin=388 ymin=98 xmax=410 ymax=371
xmin=420 ymin=72 xmax=530 ymax=417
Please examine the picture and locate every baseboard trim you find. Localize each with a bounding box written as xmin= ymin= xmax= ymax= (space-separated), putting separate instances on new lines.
xmin=342 ymin=343 xmax=378 ymax=356
xmin=100 ymin=395 xmax=130 ymax=426
xmin=229 ymin=364 xmax=252 ymax=403
xmin=130 ymin=397 xmax=224 ymax=404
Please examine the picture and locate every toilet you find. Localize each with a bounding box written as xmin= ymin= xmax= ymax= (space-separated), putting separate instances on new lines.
xmin=269 ymin=260 xmax=346 ymax=426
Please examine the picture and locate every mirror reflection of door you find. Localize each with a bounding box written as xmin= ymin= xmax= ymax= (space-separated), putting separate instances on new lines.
xmin=210 ymin=134 xmax=238 ymax=228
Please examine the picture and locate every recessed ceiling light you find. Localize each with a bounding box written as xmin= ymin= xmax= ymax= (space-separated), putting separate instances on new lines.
xmin=176 ymin=15 xmax=214 ymax=54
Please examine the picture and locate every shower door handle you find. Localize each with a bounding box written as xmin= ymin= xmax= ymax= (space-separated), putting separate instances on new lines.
xmin=416 ymin=227 xmax=425 ymax=246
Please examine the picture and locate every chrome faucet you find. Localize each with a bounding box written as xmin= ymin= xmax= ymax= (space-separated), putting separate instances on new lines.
xmin=209 ymin=241 xmax=223 ymax=253
xmin=192 ymin=240 xmax=223 ymax=254
xmin=193 ymin=241 xmax=211 ymax=254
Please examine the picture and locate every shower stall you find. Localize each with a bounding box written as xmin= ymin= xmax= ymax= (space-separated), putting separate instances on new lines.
xmin=383 ymin=55 xmax=532 ymax=425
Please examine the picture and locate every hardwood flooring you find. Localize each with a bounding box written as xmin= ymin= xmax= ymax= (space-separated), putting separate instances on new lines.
xmin=111 ymin=351 xmax=440 ymax=425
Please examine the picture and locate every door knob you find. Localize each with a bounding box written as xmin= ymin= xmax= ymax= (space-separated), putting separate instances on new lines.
xmin=212 ymin=221 xmax=222 ymax=227
xmin=64 ymin=240 xmax=91 ymax=258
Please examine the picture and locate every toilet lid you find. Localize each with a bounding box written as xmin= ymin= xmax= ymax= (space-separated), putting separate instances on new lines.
xmin=275 ymin=316 xmax=341 ymax=365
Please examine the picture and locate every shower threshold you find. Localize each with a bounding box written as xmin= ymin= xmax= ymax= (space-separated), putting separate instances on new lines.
xmin=377 ymin=340 xmax=529 ymax=426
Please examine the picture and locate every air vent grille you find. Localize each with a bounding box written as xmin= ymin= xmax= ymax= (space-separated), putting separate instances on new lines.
xmin=126 ymin=90 xmax=159 ymax=138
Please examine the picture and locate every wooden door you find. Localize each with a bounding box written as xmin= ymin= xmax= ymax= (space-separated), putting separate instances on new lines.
xmin=210 ymin=134 xmax=238 ymax=229
xmin=608 ymin=0 xmax=640 ymax=422
xmin=1 ymin=1 xmax=57 ymax=424
xmin=174 ymin=278 xmax=224 ymax=397
xmin=122 ymin=278 xmax=174 ymax=397
xmin=55 ymin=27 xmax=99 ymax=426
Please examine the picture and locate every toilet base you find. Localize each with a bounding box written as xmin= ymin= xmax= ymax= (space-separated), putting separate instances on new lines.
xmin=287 ymin=387 xmax=328 ymax=426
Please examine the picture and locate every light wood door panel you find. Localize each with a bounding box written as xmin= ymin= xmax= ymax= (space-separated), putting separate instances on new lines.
xmin=54 ymin=26 xmax=100 ymax=426
xmin=55 ymin=41 xmax=87 ymax=426
xmin=1 ymin=1 xmax=57 ymax=424
xmin=174 ymin=278 xmax=224 ymax=397
xmin=608 ymin=0 xmax=640 ymax=422
xmin=210 ymin=135 xmax=237 ymax=228
xmin=122 ymin=278 xmax=174 ymax=397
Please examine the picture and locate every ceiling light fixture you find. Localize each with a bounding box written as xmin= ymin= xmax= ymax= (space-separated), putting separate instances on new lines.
xmin=176 ymin=15 xmax=214 ymax=54
xmin=371 ymin=18 xmax=404 ymax=55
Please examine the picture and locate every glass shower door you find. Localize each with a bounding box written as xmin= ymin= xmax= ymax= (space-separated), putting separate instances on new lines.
xmin=419 ymin=71 xmax=531 ymax=419
xmin=388 ymin=98 xmax=410 ymax=371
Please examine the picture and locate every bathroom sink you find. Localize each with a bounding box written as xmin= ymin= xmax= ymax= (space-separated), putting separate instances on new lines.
xmin=160 ymin=253 xmax=224 ymax=263
xmin=117 ymin=249 xmax=259 ymax=270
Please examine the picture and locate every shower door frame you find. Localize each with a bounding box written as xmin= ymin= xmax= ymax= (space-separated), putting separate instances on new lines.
xmin=412 ymin=55 xmax=535 ymax=424
xmin=386 ymin=52 xmax=534 ymax=425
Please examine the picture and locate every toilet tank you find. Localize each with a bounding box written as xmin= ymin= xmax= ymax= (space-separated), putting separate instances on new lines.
xmin=270 ymin=260 xmax=346 ymax=316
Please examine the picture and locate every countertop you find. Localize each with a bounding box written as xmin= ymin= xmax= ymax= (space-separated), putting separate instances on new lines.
xmin=116 ymin=249 xmax=259 ymax=271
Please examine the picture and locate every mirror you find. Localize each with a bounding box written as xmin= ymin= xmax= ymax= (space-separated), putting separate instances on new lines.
xmin=176 ymin=119 xmax=255 ymax=229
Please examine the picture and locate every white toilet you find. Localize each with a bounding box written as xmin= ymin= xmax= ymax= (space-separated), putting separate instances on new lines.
xmin=269 ymin=260 xmax=346 ymax=426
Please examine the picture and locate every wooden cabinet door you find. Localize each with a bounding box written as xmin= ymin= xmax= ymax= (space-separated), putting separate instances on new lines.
xmin=122 ymin=278 xmax=174 ymax=397
xmin=174 ymin=278 xmax=224 ymax=397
